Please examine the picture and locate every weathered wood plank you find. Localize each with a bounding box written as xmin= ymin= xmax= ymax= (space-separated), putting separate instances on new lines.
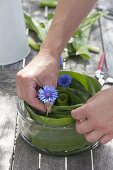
xmin=41 ymin=155 xmax=65 ymax=170
xmin=99 ymin=17 xmax=113 ymax=76
xmin=67 ymin=151 xmax=93 ymax=170
xmin=97 ymin=0 xmax=113 ymax=11
xmin=0 ymin=70 xmax=17 ymax=170
xmin=0 ymin=50 xmax=36 ymax=71
xmin=12 ymin=134 xmax=39 ymax=170
xmin=93 ymin=142 xmax=113 ymax=170
xmin=22 ymin=0 xmax=46 ymax=19
xmin=0 ymin=60 xmax=23 ymax=71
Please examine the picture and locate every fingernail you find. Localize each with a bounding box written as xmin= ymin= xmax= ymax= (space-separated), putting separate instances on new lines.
xmin=79 ymin=119 xmax=86 ymax=123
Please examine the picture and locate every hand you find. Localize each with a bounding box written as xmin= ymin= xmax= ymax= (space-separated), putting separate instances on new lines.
xmin=71 ymin=87 xmax=113 ymax=144
xmin=16 ymin=49 xmax=59 ymax=112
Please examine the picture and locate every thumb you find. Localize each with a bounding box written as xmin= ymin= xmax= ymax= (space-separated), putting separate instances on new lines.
xmin=71 ymin=105 xmax=88 ymax=121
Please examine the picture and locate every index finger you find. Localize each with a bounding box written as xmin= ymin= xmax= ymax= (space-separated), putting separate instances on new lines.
xmin=28 ymin=97 xmax=46 ymax=112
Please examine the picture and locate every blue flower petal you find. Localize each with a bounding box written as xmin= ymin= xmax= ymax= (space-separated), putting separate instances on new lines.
xmin=58 ymin=75 xmax=72 ymax=87
xmin=38 ymin=85 xmax=58 ymax=104
xmin=59 ymin=56 xmax=63 ymax=66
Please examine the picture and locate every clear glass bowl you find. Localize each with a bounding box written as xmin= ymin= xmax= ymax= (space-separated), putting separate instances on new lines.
xmin=17 ymin=99 xmax=99 ymax=156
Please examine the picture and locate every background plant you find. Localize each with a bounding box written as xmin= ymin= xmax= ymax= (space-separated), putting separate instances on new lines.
xmin=24 ymin=10 xmax=106 ymax=60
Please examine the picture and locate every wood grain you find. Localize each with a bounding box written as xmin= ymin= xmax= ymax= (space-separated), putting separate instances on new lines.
xmin=0 ymin=70 xmax=17 ymax=170
xmin=99 ymin=17 xmax=113 ymax=77
xmin=93 ymin=143 xmax=113 ymax=170
xmin=41 ymin=155 xmax=65 ymax=170
xmin=67 ymin=151 xmax=93 ymax=170
xmin=12 ymin=135 xmax=39 ymax=170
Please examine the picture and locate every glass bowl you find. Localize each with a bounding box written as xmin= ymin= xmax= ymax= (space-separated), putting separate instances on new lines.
xmin=17 ymin=99 xmax=99 ymax=156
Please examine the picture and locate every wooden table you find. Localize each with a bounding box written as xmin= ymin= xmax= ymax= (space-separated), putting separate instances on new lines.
xmin=0 ymin=0 xmax=113 ymax=169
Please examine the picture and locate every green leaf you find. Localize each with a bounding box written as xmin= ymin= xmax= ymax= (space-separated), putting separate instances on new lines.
xmin=57 ymin=87 xmax=84 ymax=105
xmin=67 ymin=87 xmax=89 ymax=102
xmin=84 ymin=74 xmax=101 ymax=92
xmin=39 ymin=0 xmax=58 ymax=8
xmin=72 ymin=35 xmax=87 ymax=50
xmin=69 ymin=11 xmax=106 ymax=60
xmin=24 ymin=12 xmax=47 ymax=41
xmin=25 ymin=103 xmax=75 ymax=127
xmin=57 ymin=88 xmax=73 ymax=105
xmin=84 ymin=77 xmax=96 ymax=96
xmin=70 ymin=79 xmax=91 ymax=96
xmin=57 ymin=93 xmax=68 ymax=106
xmin=52 ymin=104 xmax=82 ymax=113
xmin=87 ymin=45 xmax=100 ymax=53
xmin=81 ymin=11 xmax=107 ymax=31
xmin=47 ymin=13 xmax=54 ymax=20
xmin=76 ymin=46 xmax=91 ymax=60
xmin=59 ymin=71 xmax=96 ymax=95
xmin=28 ymin=36 xmax=40 ymax=51
xmin=31 ymin=126 xmax=89 ymax=152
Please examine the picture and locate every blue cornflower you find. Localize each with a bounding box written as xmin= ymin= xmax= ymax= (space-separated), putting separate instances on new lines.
xmin=59 ymin=56 xmax=63 ymax=67
xmin=58 ymin=75 xmax=72 ymax=87
xmin=38 ymin=85 xmax=58 ymax=104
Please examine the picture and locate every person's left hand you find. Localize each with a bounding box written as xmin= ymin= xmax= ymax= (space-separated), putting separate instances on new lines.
xmin=71 ymin=87 xmax=113 ymax=144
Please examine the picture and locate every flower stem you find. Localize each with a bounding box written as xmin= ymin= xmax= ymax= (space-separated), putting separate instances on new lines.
xmin=45 ymin=103 xmax=53 ymax=117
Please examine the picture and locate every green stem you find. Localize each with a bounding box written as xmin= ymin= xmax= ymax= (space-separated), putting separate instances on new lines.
xmin=46 ymin=103 xmax=53 ymax=117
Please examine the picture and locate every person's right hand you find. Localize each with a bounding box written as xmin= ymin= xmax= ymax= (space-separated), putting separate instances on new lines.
xmin=16 ymin=49 xmax=59 ymax=112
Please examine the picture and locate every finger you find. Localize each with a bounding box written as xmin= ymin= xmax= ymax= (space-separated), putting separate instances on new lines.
xmin=71 ymin=105 xmax=87 ymax=120
xmin=99 ymin=134 xmax=113 ymax=144
xmin=43 ymin=79 xmax=57 ymax=87
xmin=28 ymin=97 xmax=46 ymax=112
xmin=16 ymin=86 xmax=22 ymax=99
xmin=86 ymin=96 xmax=95 ymax=103
xmin=86 ymin=91 xmax=101 ymax=104
xmin=76 ymin=120 xmax=93 ymax=134
xmin=23 ymin=84 xmax=46 ymax=112
xmin=84 ymin=130 xmax=103 ymax=143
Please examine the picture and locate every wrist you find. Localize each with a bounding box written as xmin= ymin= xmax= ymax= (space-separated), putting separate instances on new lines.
xmin=40 ymin=40 xmax=62 ymax=59
xmin=34 ymin=48 xmax=60 ymax=66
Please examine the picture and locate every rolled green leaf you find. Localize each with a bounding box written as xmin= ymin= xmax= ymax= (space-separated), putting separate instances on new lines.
xmin=28 ymin=36 xmax=40 ymax=51
xmin=57 ymin=93 xmax=68 ymax=106
xmin=52 ymin=104 xmax=82 ymax=114
xmin=25 ymin=104 xmax=75 ymax=127
xmin=67 ymin=87 xmax=89 ymax=102
xmin=84 ymin=74 xmax=102 ymax=92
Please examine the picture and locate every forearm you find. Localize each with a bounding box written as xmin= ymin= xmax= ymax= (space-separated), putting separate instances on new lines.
xmin=41 ymin=0 xmax=97 ymax=57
